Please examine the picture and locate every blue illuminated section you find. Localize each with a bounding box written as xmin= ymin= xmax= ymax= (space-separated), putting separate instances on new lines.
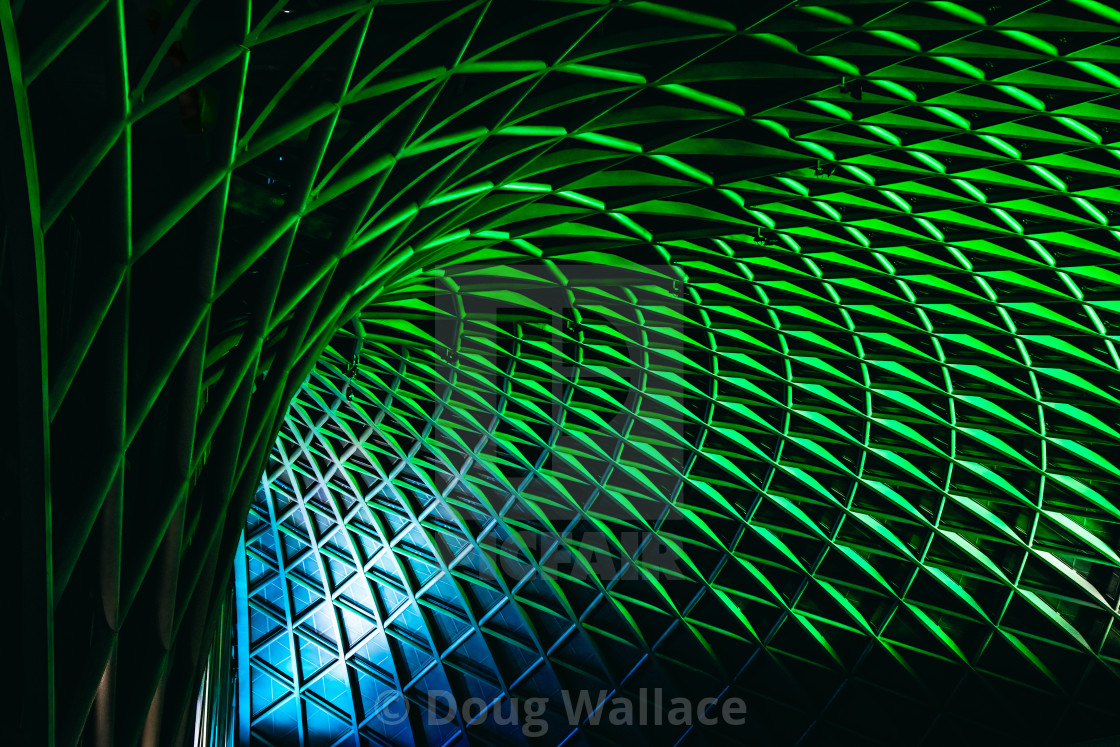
xmin=229 ymin=400 xmax=614 ymax=746
xmin=233 ymin=476 xmax=440 ymax=746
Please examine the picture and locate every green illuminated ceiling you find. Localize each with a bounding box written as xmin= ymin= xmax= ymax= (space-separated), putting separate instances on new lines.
xmin=6 ymin=0 xmax=1120 ymax=744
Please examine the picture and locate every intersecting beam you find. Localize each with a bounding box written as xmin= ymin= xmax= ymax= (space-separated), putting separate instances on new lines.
xmin=1 ymin=1 xmax=53 ymax=742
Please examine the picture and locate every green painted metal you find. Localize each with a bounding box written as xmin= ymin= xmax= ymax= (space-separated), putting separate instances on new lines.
xmin=6 ymin=0 xmax=1120 ymax=743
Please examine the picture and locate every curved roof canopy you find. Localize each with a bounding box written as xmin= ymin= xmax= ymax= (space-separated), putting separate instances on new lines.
xmin=5 ymin=0 xmax=1120 ymax=744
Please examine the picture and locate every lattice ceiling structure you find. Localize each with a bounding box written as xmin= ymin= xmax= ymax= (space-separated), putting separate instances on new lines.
xmin=7 ymin=0 xmax=1120 ymax=744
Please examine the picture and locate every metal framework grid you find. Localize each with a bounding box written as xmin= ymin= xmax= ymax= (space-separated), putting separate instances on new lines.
xmin=5 ymin=0 xmax=1120 ymax=744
